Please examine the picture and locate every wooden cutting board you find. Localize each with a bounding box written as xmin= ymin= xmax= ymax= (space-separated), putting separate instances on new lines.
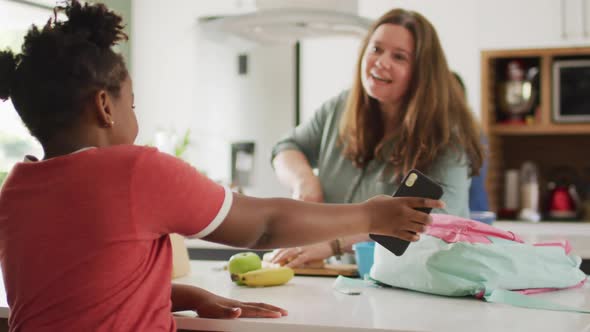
xmin=293 ymin=263 xmax=358 ymax=277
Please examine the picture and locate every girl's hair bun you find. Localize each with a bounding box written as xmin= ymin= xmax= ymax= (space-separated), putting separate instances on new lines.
xmin=59 ymin=0 xmax=127 ymax=49
xmin=0 ymin=50 xmax=18 ymax=101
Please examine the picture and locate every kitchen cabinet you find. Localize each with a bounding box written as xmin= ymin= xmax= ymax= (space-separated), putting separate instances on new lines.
xmin=478 ymin=0 xmax=590 ymax=49
xmin=561 ymin=0 xmax=590 ymax=42
xmin=477 ymin=0 xmax=561 ymax=49
xmin=360 ymin=0 xmax=587 ymax=49
xmin=480 ymin=46 xmax=590 ymax=217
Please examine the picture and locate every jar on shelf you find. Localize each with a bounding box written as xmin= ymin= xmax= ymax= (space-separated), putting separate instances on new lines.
xmin=518 ymin=161 xmax=541 ymax=222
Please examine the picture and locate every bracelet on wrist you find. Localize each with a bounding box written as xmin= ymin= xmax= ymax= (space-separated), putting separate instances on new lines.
xmin=330 ymin=238 xmax=344 ymax=259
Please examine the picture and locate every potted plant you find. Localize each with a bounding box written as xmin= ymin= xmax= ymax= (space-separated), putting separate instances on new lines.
xmin=0 ymin=172 xmax=7 ymax=188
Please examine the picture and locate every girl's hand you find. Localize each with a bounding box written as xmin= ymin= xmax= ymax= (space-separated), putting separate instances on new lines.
xmin=172 ymin=285 xmax=287 ymax=319
xmin=292 ymin=175 xmax=324 ymax=203
xmin=193 ymin=288 xmax=288 ymax=319
xmin=269 ymin=242 xmax=333 ymax=268
xmin=363 ymin=196 xmax=445 ymax=242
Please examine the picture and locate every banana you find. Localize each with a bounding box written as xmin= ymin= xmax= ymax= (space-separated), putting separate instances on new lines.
xmin=238 ymin=267 xmax=294 ymax=287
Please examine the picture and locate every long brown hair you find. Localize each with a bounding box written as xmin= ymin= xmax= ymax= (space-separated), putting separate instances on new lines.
xmin=339 ymin=8 xmax=483 ymax=179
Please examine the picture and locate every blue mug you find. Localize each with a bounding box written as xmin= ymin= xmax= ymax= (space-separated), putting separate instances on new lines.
xmin=353 ymin=241 xmax=375 ymax=278
xmin=470 ymin=211 xmax=497 ymax=225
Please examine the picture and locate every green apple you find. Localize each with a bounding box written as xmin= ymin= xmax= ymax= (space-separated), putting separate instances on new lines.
xmin=228 ymin=252 xmax=262 ymax=285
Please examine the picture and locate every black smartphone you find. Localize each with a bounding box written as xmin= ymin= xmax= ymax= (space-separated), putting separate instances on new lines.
xmin=369 ymin=169 xmax=443 ymax=256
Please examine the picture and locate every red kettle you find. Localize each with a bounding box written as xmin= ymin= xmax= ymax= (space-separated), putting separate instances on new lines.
xmin=545 ymin=167 xmax=581 ymax=221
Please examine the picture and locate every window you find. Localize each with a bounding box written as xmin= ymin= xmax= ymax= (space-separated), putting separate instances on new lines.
xmin=0 ymin=0 xmax=55 ymax=170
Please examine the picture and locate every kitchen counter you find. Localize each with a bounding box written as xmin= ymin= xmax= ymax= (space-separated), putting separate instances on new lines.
xmin=165 ymin=261 xmax=590 ymax=331
xmin=494 ymin=221 xmax=590 ymax=258
xmin=1 ymin=260 xmax=590 ymax=331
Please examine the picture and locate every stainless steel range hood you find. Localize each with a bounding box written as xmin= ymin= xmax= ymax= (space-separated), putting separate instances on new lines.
xmin=198 ymin=1 xmax=372 ymax=47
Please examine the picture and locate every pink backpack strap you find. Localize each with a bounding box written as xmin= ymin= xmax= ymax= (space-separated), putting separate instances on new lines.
xmin=533 ymin=240 xmax=573 ymax=254
xmin=516 ymin=278 xmax=587 ymax=295
xmin=427 ymin=214 xmax=524 ymax=244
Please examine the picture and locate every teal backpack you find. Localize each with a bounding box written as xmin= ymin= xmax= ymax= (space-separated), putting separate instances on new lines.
xmin=339 ymin=214 xmax=589 ymax=313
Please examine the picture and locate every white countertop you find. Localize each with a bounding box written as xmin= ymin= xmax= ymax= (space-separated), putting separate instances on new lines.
xmin=494 ymin=221 xmax=590 ymax=258
xmin=172 ymin=261 xmax=590 ymax=332
xmin=187 ymin=221 xmax=590 ymax=258
xmin=1 ymin=260 xmax=590 ymax=331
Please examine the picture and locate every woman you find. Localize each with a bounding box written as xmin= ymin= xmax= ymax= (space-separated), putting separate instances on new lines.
xmin=271 ymin=9 xmax=483 ymax=268
xmin=0 ymin=2 xmax=443 ymax=331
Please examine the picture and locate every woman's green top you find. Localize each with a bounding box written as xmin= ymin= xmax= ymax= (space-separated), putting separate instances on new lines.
xmin=271 ymin=90 xmax=472 ymax=218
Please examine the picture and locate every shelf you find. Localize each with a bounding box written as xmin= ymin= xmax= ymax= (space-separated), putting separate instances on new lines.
xmin=490 ymin=124 xmax=590 ymax=135
xmin=482 ymin=46 xmax=590 ymax=58
xmin=481 ymin=46 xmax=590 ymax=213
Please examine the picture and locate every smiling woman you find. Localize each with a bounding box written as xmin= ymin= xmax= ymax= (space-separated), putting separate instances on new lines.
xmin=360 ymin=24 xmax=414 ymax=115
xmin=270 ymin=8 xmax=484 ymax=268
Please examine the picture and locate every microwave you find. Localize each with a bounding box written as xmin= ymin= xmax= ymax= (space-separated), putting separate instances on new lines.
xmin=552 ymin=59 xmax=590 ymax=123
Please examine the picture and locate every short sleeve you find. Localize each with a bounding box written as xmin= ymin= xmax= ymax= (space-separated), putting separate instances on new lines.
xmin=428 ymin=149 xmax=472 ymax=218
xmin=131 ymin=148 xmax=233 ymax=239
xmin=271 ymin=91 xmax=348 ymax=168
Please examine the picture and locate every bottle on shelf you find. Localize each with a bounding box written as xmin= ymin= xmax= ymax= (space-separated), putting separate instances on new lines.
xmin=498 ymin=169 xmax=519 ymax=219
xmin=518 ymin=161 xmax=541 ymax=222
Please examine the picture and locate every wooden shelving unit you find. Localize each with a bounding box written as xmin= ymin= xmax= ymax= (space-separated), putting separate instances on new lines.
xmin=490 ymin=124 xmax=590 ymax=136
xmin=481 ymin=47 xmax=590 ymax=216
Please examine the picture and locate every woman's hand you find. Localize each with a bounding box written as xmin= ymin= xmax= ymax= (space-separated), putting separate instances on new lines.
xmin=269 ymin=242 xmax=333 ymax=268
xmin=363 ymin=196 xmax=445 ymax=242
xmin=271 ymin=175 xmax=326 ymax=267
xmin=172 ymin=284 xmax=288 ymax=319
xmin=272 ymin=150 xmax=322 ymax=202
xmin=292 ymin=175 xmax=324 ymax=202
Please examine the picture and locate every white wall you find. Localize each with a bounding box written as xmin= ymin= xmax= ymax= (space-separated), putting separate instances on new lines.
xmin=137 ymin=0 xmax=574 ymax=196
xmin=300 ymin=37 xmax=361 ymax=123
xmin=130 ymin=0 xmax=367 ymax=197
xmin=131 ymin=0 xmax=295 ymax=197
xmin=131 ymin=0 xmax=248 ymax=145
